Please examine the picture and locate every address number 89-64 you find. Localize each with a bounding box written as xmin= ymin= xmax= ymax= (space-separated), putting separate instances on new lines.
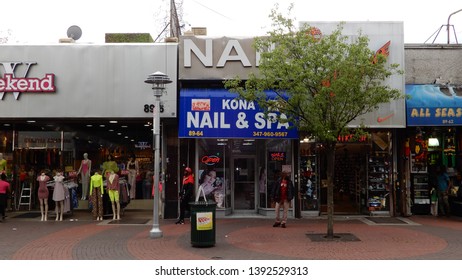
xmin=144 ymin=104 xmax=165 ymax=113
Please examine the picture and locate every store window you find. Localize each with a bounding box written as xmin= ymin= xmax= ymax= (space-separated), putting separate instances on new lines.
xmin=197 ymin=139 xmax=231 ymax=209
xmin=300 ymin=141 xmax=319 ymax=211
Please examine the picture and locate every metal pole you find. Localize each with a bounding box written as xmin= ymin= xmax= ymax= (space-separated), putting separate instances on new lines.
xmin=145 ymin=71 xmax=171 ymax=239
xmin=150 ymin=93 xmax=162 ymax=238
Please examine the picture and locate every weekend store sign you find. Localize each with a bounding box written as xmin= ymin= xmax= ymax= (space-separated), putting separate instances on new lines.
xmin=0 ymin=62 xmax=56 ymax=100
xmin=178 ymin=89 xmax=298 ymax=139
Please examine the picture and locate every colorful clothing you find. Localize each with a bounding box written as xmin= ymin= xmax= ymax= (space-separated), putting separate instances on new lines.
xmin=271 ymin=176 xmax=295 ymax=225
xmin=102 ymin=161 xmax=119 ymax=178
xmin=107 ymin=173 xmax=120 ymax=202
xmin=52 ymin=175 xmax=65 ymax=201
xmin=90 ymin=173 xmax=104 ymax=195
xmin=37 ymin=175 xmax=50 ymax=200
xmin=90 ymin=173 xmax=104 ymax=219
xmin=0 ymin=159 xmax=6 ymax=172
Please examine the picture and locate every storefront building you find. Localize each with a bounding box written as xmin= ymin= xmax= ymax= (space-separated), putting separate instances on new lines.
xmin=0 ymin=43 xmax=179 ymax=216
xmin=178 ymin=21 xmax=406 ymax=217
xmin=404 ymin=44 xmax=462 ymax=216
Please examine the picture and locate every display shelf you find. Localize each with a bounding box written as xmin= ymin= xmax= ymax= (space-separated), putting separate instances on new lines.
xmin=300 ymin=155 xmax=318 ymax=211
xmin=411 ymin=174 xmax=430 ymax=214
xmin=367 ymin=151 xmax=391 ymax=212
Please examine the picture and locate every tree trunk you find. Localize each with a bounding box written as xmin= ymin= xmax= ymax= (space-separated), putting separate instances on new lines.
xmin=325 ymin=141 xmax=337 ymax=238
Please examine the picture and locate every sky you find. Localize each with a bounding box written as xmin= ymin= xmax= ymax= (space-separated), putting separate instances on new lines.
xmin=1 ymin=0 xmax=461 ymax=44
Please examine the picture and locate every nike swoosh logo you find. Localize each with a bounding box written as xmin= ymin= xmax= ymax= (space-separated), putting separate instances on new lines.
xmin=377 ymin=113 xmax=394 ymax=123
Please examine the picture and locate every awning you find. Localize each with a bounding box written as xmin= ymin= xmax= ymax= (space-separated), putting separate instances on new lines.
xmin=406 ymin=84 xmax=462 ymax=126
xmin=178 ymin=89 xmax=299 ymax=139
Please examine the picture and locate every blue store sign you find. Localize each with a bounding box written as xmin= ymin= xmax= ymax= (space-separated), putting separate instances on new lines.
xmin=179 ymin=89 xmax=299 ymax=139
xmin=406 ymin=84 xmax=462 ymax=126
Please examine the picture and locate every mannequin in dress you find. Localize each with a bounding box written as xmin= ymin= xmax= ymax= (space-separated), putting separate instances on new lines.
xmin=52 ymin=171 xmax=65 ymax=221
xmin=37 ymin=171 xmax=50 ymax=221
xmin=125 ymin=155 xmax=139 ymax=200
xmin=77 ymin=153 xmax=92 ymax=200
xmin=89 ymin=171 xmax=104 ymax=221
xmin=107 ymin=171 xmax=121 ymax=220
xmin=102 ymin=154 xmax=119 ymax=179
xmin=0 ymin=153 xmax=6 ymax=173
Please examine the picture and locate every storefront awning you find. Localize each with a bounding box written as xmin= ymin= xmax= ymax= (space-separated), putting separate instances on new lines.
xmin=406 ymin=84 xmax=462 ymax=126
xmin=178 ymin=89 xmax=299 ymax=139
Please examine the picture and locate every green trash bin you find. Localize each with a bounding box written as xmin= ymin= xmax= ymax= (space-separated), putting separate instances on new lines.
xmin=189 ymin=201 xmax=216 ymax=247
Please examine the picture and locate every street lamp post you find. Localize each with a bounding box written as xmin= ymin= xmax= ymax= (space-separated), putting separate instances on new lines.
xmin=145 ymin=71 xmax=172 ymax=238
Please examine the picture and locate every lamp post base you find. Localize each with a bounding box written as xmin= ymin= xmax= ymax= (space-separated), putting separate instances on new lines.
xmin=149 ymin=227 xmax=163 ymax=238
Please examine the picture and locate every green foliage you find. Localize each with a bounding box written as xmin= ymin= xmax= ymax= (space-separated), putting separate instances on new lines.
xmin=105 ymin=33 xmax=154 ymax=43
xmin=224 ymin=4 xmax=404 ymax=144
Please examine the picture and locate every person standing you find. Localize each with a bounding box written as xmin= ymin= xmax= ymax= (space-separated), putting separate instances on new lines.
xmin=125 ymin=155 xmax=139 ymax=200
xmin=176 ymin=167 xmax=194 ymax=225
xmin=52 ymin=171 xmax=65 ymax=221
xmin=37 ymin=171 xmax=51 ymax=221
xmin=77 ymin=153 xmax=92 ymax=200
xmin=89 ymin=171 xmax=104 ymax=221
xmin=437 ymin=165 xmax=451 ymax=217
xmin=271 ymin=171 xmax=295 ymax=228
xmin=0 ymin=173 xmax=10 ymax=222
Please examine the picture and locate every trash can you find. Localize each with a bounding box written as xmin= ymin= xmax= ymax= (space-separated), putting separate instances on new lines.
xmin=189 ymin=201 xmax=216 ymax=247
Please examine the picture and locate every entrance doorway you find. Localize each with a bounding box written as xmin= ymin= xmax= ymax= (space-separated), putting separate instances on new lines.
xmin=232 ymin=156 xmax=256 ymax=211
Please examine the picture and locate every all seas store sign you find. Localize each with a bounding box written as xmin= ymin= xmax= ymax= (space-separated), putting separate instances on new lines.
xmin=178 ymin=89 xmax=299 ymax=139
xmin=406 ymin=84 xmax=462 ymax=126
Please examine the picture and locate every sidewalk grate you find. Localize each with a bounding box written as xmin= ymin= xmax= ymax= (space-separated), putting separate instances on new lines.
xmin=306 ymin=233 xmax=361 ymax=242
xmin=362 ymin=217 xmax=420 ymax=226
xmin=366 ymin=217 xmax=407 ymax=224
xmin=107 ymin=219 xmax=150 ymax=225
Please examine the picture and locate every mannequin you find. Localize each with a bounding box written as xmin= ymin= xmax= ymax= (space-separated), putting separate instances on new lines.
xmin=77 ymin=153 xmax=92 ymax=200
xmin=37 ymin=171 xmax=50 ymax=221
xmin=107 ymin=171 xmax=121 ymax=220
xmin=102 ymin=154 xmax=118 ymax=179
xmin=0 ymin=153 xmax=6 ymax=173
xmin=126 ymin=155 xmax=139 ymax=199
xmin=52 ymin=171 xmax=65 ymax=221
xmin=89 ymin=171 xmax=104 ymax=221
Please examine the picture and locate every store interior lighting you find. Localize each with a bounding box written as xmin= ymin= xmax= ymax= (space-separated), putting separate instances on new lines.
xmin=428 ymin=137 xmax=440 ymax=147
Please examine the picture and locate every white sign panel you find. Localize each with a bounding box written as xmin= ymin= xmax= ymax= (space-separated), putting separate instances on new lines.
xmin=300 ymin=21 xmax=406 ymax=128
xmin=0 ymin=43 xmax=177 ymax=118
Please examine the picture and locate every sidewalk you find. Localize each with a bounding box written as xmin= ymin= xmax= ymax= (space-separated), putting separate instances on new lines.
xmin=1 ymin=209 xmax=462 ymax=260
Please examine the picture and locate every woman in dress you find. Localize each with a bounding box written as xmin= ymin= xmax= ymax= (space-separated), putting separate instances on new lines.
xmin=52 ymin=171 xmax=65 ymax=221
xmin=37 ymin=171 xmax=51 ymax=221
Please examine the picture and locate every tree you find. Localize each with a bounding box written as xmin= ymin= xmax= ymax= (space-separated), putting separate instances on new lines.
xmin=224 ymin=4 xmax=403 ymax=238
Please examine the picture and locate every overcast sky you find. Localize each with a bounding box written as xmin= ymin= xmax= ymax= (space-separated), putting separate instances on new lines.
xmin=1 ymin=0 xmax=461 ymax=44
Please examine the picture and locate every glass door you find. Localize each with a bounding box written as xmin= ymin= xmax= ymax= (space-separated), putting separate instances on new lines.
xmin=233 ymin=156 xmax=256 ymax=211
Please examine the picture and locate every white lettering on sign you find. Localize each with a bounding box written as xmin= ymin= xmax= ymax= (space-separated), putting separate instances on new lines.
xmin=216 ymin=40 xmax=251 ymax=67
xmin=0 ymin=74 xmax=55 ymax=92
xmin=183 ymin=38 xmax=258 ymax=68
xmin=187 ymin=112 xmax=231 ymax=129
xmin=255 ymin=112 xmax=290 ymax=129
xmin=222 ymin=99 xmax=256 ymax=110
xmin=0 ymin=62 xmax=56 ymax=100
xmin=184 ymin=39 xmax=213 ymax=67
